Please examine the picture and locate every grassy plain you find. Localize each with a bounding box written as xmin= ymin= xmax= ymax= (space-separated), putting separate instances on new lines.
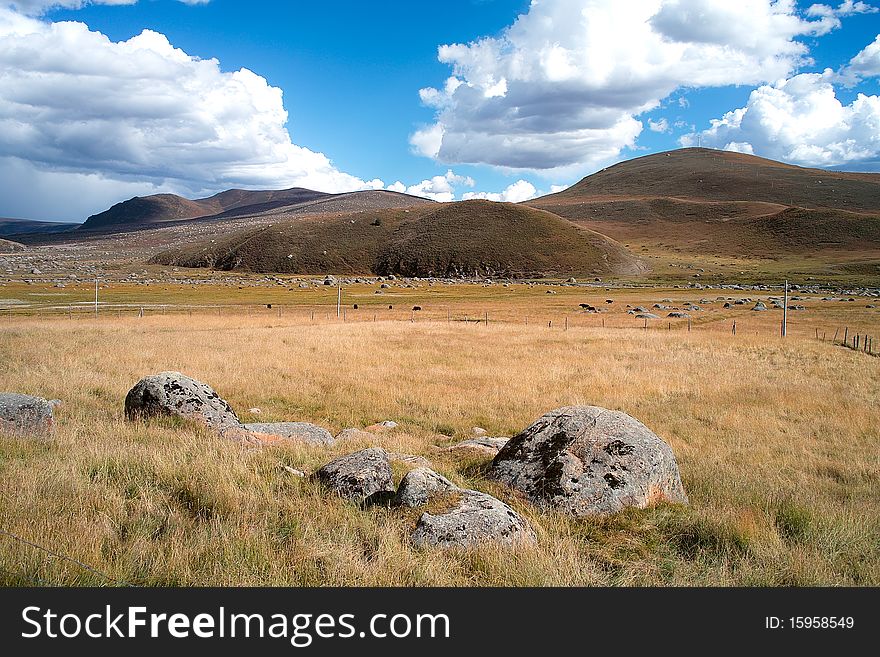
xmin=0 ymin=290 xmax=878 ymax=586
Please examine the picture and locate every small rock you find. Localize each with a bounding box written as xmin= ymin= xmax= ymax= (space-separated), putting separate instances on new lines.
xmin=387 ymin=452 xmax=433 ymax=468
xmin=410 ymin=489 xmax=536 ymax=549
xmin=334 ymin=427 xmax=377 ymax=442
xmin=280 ymin=465 xmax=306 ymax=477
xmin=0 ymin=393 xmax=55 ymax=437
xmin=393 ymin=467 xmax=457 ymax=507
xmin=248 ymin=407 xmax=263 ymax=415
xmin=365 ymin=420 xmax=398 ymax=432
xmin=313 ymin=447 xmax=395 ymax=505
xmin=471 ymin=427 xmax=488 ymax=436
xmin=445 ymin=437 xmax=510 ymax=456
xmin=243 ymin=422 xmax=335 ymax=447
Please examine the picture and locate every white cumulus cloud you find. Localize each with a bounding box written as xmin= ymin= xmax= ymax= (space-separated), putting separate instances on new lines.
xmin=462 ymin=180 xmax=538 ymax=203
xmin=681 ymin=68 xmax=880 ymax=169
xmin=841 ymin=33 xmax=880 ymax=82
xmin=648 ymin=117 xmax=670 ymax=133
xmin=387 ymin=169 xmax=474 ymax=202
xmin=0 ymin=7 xmax=380 ymax=220
xmin=411 ymin=0 xmax=851 ymax=174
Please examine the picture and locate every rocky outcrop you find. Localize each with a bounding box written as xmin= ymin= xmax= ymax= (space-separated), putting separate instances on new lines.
xmin=490 ymin=406 xmax=687 ymax=517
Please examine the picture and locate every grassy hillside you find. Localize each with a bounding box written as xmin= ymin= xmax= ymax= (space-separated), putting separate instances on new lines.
xmin=374 ymin=200 xmax=641 ymax=278
xmin=542 ymin=148 xmax=880 ymax=212
xmin=153 ymin=200 xmax=644 ymax=278
xmin=529 ymin=149 xmax=880 ymax=277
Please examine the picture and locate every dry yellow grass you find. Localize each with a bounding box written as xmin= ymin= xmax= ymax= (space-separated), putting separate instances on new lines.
xmin=0 ymin=313 xmax=878 ymax=586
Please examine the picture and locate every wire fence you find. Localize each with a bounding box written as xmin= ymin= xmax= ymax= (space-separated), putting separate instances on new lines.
xmin=0 ymin=298 xmax=877 ymax=354
xmin=0 ymin=528 xmax=129 ymax=587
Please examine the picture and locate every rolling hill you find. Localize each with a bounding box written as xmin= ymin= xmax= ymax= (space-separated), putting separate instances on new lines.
xmin=153 ymin=200 xmax=644 ymax=278
xmin=79 ymin=187 xmax=432 ymax=231
xmin=528 ymin=148 xmax=880 ymax=259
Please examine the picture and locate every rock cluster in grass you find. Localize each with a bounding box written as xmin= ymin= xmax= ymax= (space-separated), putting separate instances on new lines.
xmin=0 ymin=392 xmax=56 ymax=437
xmin=490 ymin=406 xmax=688 ymax=517
xmin=19 ymin=369 xmax=687 ymax=548
xmin=311 ymin=448 xmax=536 ymax=548
xmin=124 ymin=371 xmax=338 ymax=447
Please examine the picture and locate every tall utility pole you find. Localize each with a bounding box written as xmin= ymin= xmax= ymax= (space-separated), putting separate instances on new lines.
xmin=336 ymin=285 xmax=341 ymax=319
xmin=782 ymin=280 xmax=788 ymax=337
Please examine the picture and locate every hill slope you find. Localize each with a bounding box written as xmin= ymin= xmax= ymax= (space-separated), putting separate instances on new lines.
xmin=0 ymin=238 xmax=25 ymax=252
xmin=529 ymin=148 xmax=880 ymax=259
xmin=153 ymin=200 xmax=644 ymax=278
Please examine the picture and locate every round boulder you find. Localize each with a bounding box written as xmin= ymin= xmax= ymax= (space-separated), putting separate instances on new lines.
xmin=490 ymin=406 xmax=687 ymax=517
xmin=313 ymin=447 xmax=395 ymax=505
xmin=124 ymin=371 xmax=240 ymax=432
xmin=0 ymin=393 xmax=54 ymax=437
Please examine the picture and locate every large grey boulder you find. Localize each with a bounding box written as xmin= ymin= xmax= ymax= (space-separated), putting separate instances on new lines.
xmin=243 ymin=422 xmax=334 ymax=447
xmin=393 ymin=467 xmax=457 ymax=507
xmin=410 ymin=489 xmax=536 ymax=549
xmin=124 ymin=372 xmax=240 ymax=432
xmin=490 ymin=406 xmax=687 ymax=517
xmin=313 ymin=447 xmax=395 ymax=505
xmin=0 ymin=393 xmax=54 ymax=437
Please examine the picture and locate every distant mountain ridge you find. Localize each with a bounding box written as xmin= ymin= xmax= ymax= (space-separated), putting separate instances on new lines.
xmin=0 ymin=217 xmax=79 ymax=238
xmin=79 ymin=187 xmax=433 ymax=231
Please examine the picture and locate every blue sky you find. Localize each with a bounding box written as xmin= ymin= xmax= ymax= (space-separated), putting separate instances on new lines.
xmin=1 ymin=0 xmax=880 ymax=220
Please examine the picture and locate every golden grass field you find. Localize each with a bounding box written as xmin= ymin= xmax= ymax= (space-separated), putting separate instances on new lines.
xmin=0 ymin=284 xmax=878 ymax=586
